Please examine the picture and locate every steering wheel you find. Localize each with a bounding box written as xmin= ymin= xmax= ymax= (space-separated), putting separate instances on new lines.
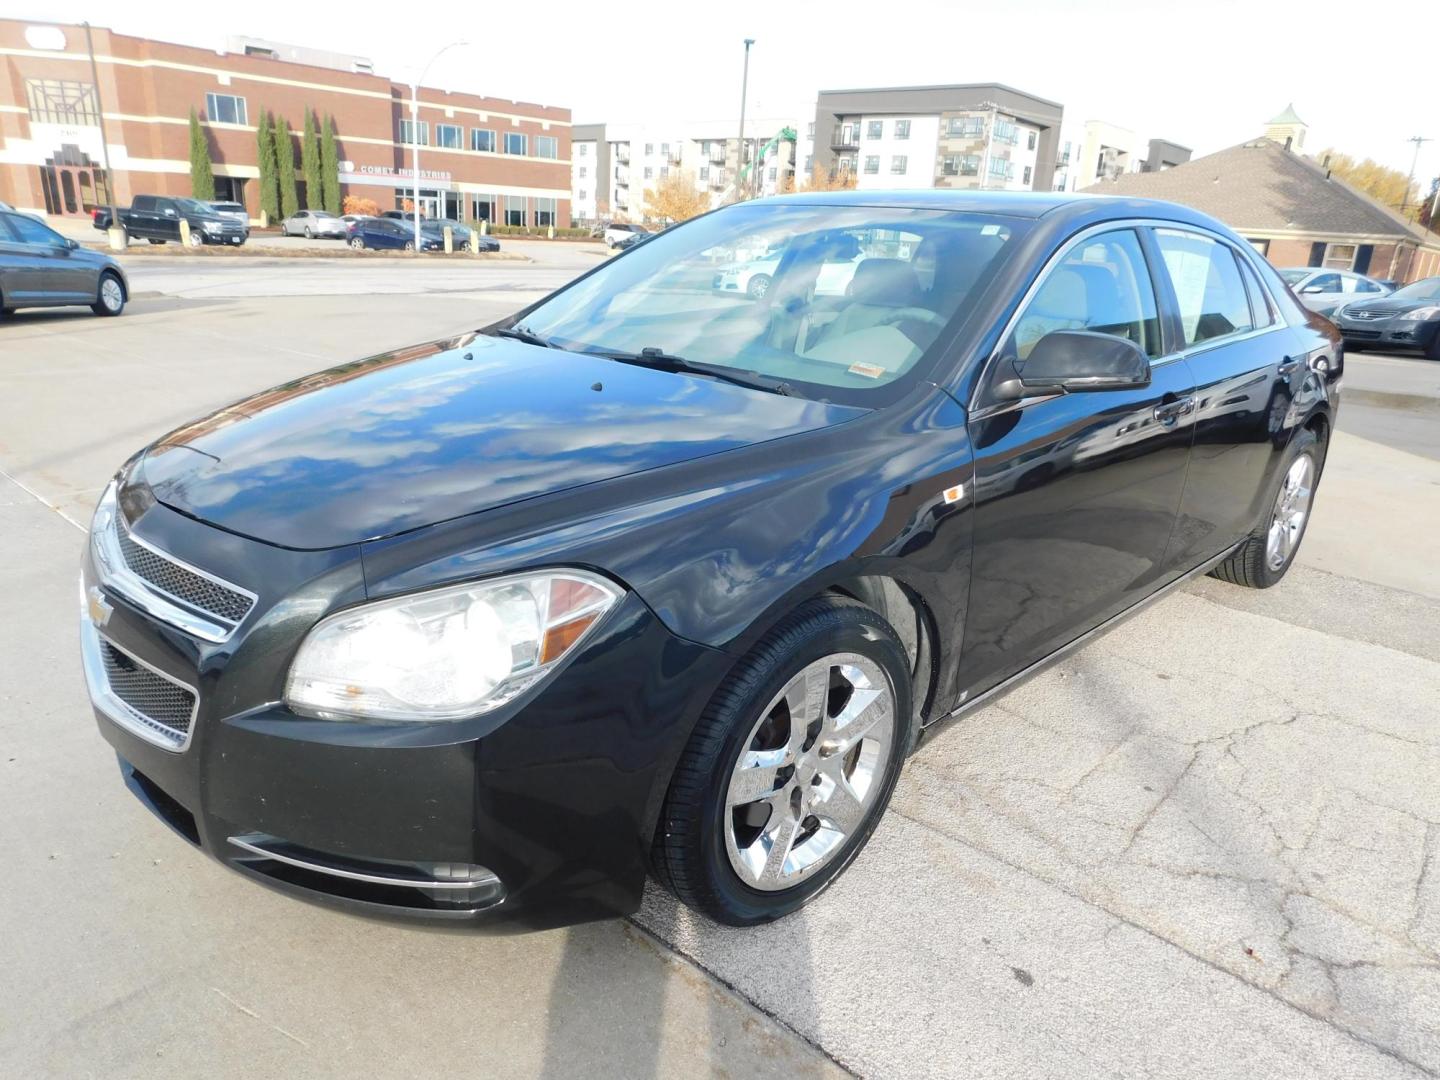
xmin=878 ymin=307 xmax=947 ymax=329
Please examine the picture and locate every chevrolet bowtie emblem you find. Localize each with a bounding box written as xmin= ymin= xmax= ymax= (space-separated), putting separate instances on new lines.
xmin=87 ymin=586 xmax=113 ymax=628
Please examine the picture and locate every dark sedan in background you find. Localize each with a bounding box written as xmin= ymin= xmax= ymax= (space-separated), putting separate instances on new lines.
xmin=346 ymin=216 xmax=443 ymax=252
xmin=1332 ymin=276 xmax=1440 ymax=359
xmin=0 ymin=209 xmax=127 ymax=317
xmin=80 ymin=192 xmax=1339 ymax=932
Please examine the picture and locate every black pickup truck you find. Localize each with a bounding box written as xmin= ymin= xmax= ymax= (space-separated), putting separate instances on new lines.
xmin=93 ymin=195 xmax=248 ymax=247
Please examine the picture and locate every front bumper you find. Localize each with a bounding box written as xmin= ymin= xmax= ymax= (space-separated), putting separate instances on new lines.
xmin=81 ymin=495 xmax=729 ymax=931
xmin=1336 ymin=316 xmax=1439 ymax=350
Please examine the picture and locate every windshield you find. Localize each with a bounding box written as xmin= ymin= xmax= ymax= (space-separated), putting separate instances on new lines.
xmin=517 ymin=201 xmax=1023 ymax=399
xmin=1278 ymin=269 xmax=1308 ymax=285
xmin=1390 ymin=277 xmax=1440 ymax=301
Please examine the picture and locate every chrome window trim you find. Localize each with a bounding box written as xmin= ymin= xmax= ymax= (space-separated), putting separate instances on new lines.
xmin=90 ymin=485 xmax=256 ymax=643
xmin=968 ymin=217 xmax=1292 ymax=414
xmin=79 ymin=581 xmax=199 ymax=753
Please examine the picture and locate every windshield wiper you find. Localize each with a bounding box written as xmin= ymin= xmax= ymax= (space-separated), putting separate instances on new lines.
xmin=492 ymin=324 xmax=563 ymax=350
xmin=590 ymin=347 xmax=794 ymax=396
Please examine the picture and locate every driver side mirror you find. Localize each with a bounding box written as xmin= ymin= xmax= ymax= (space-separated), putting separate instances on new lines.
xmin=1300 ymin=284 xmax=1325 ymax=294
xmin=993 ymin=330 xmax=1151 ymax=399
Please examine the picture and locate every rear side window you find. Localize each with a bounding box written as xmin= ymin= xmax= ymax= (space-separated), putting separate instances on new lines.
xmin=133 ymin=196 xmax=155 ymax=211
xmin=1236 ymin=256 xmax=1275 ymax=328
xmin=1012 ymin=228 xmax=1161 ymax=361
xmin=1153 ymin=229 xmax=1255 ymax=347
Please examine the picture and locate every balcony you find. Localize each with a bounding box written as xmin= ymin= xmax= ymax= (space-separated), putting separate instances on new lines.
xmin=830 ymin=126 xmax=860 ymax=149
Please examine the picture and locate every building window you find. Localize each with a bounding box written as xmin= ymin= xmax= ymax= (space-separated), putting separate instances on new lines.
xmin=1247 ymin=238 xmax=1271 ymax=256
xmin=435 ymin=123 xmax=462 ymax=149
xmin=987 ymin=157 xmax=1012 ymax=179
xmin=644 ymin=166 xmax=653 ymax=179
xmin=1023 ymin=165 xmax=1032 ymax=185
xmin=577 ymin=189 xmax=587 ymax=201
xmin=1027 ymin=130 xmax=1037 ymax=150
xmin=579 ymin=143 xmax=589 ymax=156
xmin=535 ymin=197 xmax=556 ymax=227
xmin=25 ymin=79 xmax=100 ymax=125
xmin=867 ymin=120 xmax=883 ymax=140
xmin=699 ymin=166 xmax=709 ymax=181
xmin=578 ymin=166 xmax=587 ymax=178
xmin=505 ymin=195 xmax=527 ymax=226
xmin=660 ymin=165 xmax=669 ymax=177
xmin=470 ymin=194 xmax=497 ymax=222
xmin=993 ymin=120 xmax=1018 ymax=145
xmin=947 ymin=116 xmax=984 ymax=138
xmin=536 ymin=135 xmax=559 ymax=159
xmin=399 ymin=119 xmax=428 ymax=146
xmin=767 ymin=167 xmax=776 ymax=181
xmin=644 ymin=143 xmax=654 ymax=156
xmin=864 ymin=156 xmax=880 ymax=174
xmin=660 ymin=142 xmax=670 ymax=156
xmin=807 ymin=122 xmax=815 ymax=138
xmin=804 ymin=155 xmax=812 ymax=172
xmin=1322 ymin=243 xmax=1357 ymax=270
xmin=204 ymin=92 xmax=248 ymax=126
xmin=504 ymin=132 xmax=528 ymax=155
xmin=471 ymin=128 xmax=496 ymax=152
xmin=890 ymin=155 xmax=907 ymax=174
xmin=895 ymin=120 xmax=910 ymax=140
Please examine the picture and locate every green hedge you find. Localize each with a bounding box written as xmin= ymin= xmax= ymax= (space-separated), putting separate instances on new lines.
xmin=475 ymin=224 xmax=592 ymax=239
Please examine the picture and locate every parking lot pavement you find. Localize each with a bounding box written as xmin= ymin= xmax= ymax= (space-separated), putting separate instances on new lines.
xmin=3 ymin=285 xmax=1438 ymax=1079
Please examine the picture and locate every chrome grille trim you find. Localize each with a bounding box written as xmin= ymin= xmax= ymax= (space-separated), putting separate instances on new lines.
xmin=89 ymin=483 xmax=256 ymax=643
xmin=79 ymin=588 xmax=199 ymax=752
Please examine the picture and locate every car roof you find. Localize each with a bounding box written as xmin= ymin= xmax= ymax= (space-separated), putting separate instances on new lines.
xmin=753 ymin=188 xmax=1232 ymax=225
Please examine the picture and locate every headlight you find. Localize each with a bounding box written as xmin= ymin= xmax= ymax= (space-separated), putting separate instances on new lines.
xmin=202 ymin=220 xmax=222 ymax=232
xmin=1402 ymin=306 xmax=1440 ymax=320
xmin=284 ymin=570 xmax=621 ymax=722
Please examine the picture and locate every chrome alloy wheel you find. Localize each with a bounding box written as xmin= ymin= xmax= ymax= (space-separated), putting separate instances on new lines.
xmin=724 ymin=653 xmax=896 ymax=892
xmin=100 ymin=277 xmax=123 ymax=313
xmin=1266 ymin=454 xmax=1314 ymax=570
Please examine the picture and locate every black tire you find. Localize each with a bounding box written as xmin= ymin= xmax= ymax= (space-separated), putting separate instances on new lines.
xmin=1210 ymin=427 xmax=1323 ymax=589
xmin=653 ymin=595 xmax=914 ymax=926
xmin=90 ymin=272 xmax=125 ymax=317
xmin=747 ymin=273 xmax=772 ymax=299
xmin=403 ymin=240 xmax=415 ymax=252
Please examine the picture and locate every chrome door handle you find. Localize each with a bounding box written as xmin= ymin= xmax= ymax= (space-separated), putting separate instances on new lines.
xmin=1153 ymin=396 xmax=1195 ymax=425
xmin=1278 ymin=357 xmax=1300 ymax=375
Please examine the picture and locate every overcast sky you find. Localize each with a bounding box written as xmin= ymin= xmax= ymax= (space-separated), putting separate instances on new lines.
xmin=13 ymin=0 xmax=1438 ymax=188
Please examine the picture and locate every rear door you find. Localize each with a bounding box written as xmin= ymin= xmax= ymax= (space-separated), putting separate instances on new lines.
xmin=2 ymin=212 xmax=92 ymax=301
xmin=960 ymin=226 xmax=1197 ymax=694
xmin=1149 ymin=227 xmax=1297 ymax=569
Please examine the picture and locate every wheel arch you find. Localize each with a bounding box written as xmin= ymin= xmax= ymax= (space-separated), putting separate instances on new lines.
xmin=97 ymin=267 xmax=127 ymax=301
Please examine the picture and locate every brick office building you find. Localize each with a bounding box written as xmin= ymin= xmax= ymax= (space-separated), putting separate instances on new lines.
xmin=0 ymin=19 xmax=572 ymax=227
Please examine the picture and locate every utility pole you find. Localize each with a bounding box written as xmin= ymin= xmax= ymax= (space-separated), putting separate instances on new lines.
xmin=736 ymin=39 xmax=754 ymax=202
xmin=1400 ymin=135 xmax=1431 ymax=216
xmin=411 ymin=42 xmax=468 ymax=249
xmin=82 ymin=22 xmax=119 ymax=242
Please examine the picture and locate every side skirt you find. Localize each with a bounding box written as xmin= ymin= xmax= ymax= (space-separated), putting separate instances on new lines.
xmin=918 ymin=541 xmax=1244 ymax=747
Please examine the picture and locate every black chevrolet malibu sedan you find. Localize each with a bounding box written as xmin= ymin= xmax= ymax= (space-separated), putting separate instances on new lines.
xmin=80 ymin=192 xmax=1340 ymax=930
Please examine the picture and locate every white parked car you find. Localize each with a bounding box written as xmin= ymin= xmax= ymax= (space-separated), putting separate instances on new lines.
xmin=604 ymin=223 xmax=648 ymax=248
xmin=1278 ymin=267 xmax=1390 ymax=317
xmin=281 ymin=209 xmax=347 ymax=239
xmin=713 ymin=248 xmax=867 ymax=299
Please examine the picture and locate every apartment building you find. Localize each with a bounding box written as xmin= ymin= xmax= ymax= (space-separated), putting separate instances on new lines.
xmin=809 ymin=84 xmax=1063 ymax=193
xmin=0 ymin=19 xmax=571 ymax=226
xmin=572 ymin=118 xmax=796 ymax=223
xmin=1053 ymin=120 xmax=1192 ymax=192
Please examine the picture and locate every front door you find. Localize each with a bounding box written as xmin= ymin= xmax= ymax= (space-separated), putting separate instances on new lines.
xmin=959 ymin=227 xmax=1196 ymax=695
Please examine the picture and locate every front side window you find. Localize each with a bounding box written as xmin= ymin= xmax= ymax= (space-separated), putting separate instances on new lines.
xmin=504 ymin=132 xmax=528 ymax=155
xmin=3 ymin=211 xmax=65 ymax=246
xmin=435 ymin=123 xmax=462 ymax=149
xmin=536 ymin=135 xmax=559 ymax=159
xmin=1153 ymin=229 xmax=1256 ymax=347
xmin=1012 ymin=229 xmax=1161 ymax=362
xmin=205 ymin=92 xmax=248 ymax=126
xmin=471 ymin=128 xmax=496 ymax=152
xmin=514 ymin=203 xmax=1025 ymax=402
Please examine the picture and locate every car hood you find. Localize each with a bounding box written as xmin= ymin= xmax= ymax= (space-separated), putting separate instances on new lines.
xmin=135 ymin=334 xmax=866 ymax=550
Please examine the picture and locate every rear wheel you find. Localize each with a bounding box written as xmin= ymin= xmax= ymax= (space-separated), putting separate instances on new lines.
xmin=653 ymin=596 xmax=913 ymax=926
xmin=350 ymin=236 xmax=365 ymax=250
xmin=90 ymin=272 xmax=125 ymax=317
xmin=1210 ymin=427 xmax=1322 ymax=589
xmin=403 ymin=240 xmax=415 ymax=252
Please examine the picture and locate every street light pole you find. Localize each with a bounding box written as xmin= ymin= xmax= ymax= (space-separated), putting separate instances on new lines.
xmin=82 ymin=22 xmax=119 ymax=240
xmin=736 ymin=38 xmax=754 ymax=202
xmin=411 ymin=41 xmax=468 ymax=249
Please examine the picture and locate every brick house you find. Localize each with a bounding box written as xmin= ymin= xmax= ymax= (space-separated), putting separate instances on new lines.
xmin=0 ymin=19 xmax=572 ymax=227
xmin=1085 ymin=137 xmax=1440 ymax=284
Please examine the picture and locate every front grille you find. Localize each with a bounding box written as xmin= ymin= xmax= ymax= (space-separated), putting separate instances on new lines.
xmin=116 ymin=516 xmax=254 ymax=623
xmin=1347 ymin=310 xmax=1385 ymax=321
xmin=99 ymin=639 xmax=196 ymax=738
xmin=1344 ymin=329 xmax=1382 ymax=340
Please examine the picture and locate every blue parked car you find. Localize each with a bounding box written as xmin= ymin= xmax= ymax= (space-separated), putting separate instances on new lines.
xmin=346 ymin=217 xmax=443 ymax=252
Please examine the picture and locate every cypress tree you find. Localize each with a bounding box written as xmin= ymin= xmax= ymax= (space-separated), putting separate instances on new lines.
xmin=320 ymin=115 xmax=342 ymax=213
xmin=257 ymin=111 xmax=279 ymax=224
xmin=300 ymin=109 xmax=322 ymax=209
xmin=275 ymin=115 xmax=299 ymax=219
xmin=188 ymin=108 xmax=216 ymax=200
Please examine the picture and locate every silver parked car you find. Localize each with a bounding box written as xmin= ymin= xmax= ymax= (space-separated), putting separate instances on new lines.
xmin=208 ymin=201 xmax=249 ymax=226
xmin=0 ymin=209 xmax=128 ymax=317
xmin=281 ymin=209 xmax=347 ymax=239
xmin=1278 ymin=267 xmax=1391 ymax=317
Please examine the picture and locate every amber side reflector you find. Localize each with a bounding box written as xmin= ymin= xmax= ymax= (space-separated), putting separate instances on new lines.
xmin=540 ymin=613 xmax=600 ymax=664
